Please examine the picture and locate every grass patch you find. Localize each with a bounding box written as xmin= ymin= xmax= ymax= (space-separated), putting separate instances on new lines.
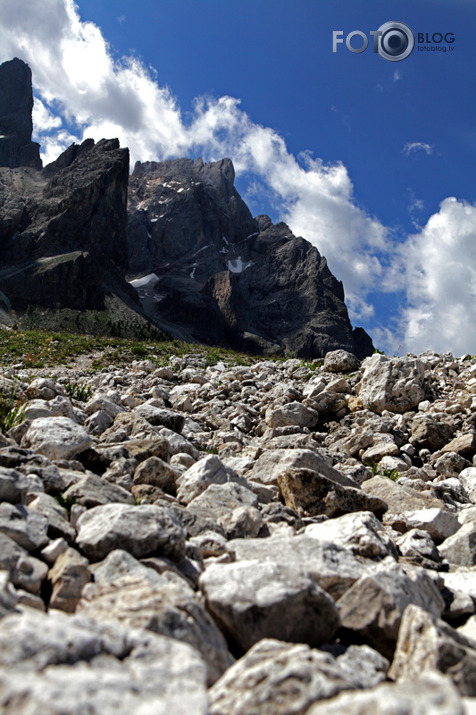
xmin=0 ymin=327 xmax=264 ymax=372
xmin=0 ymin=380 xmax=25 ymax=434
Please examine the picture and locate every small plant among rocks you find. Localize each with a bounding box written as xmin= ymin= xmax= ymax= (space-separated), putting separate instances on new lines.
xmin=367 ymin=462 xmax=400 ymax=482
xmin=206 ymin=348 xmax=221 ymax=366
xmin=64 ymin=380 xmax=93 ymax=403
xmin=0 ymin=382 xmax=25 ymax=434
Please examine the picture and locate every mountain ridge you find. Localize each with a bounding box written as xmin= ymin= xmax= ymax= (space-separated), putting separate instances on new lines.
xmin=0 ymin=57 xmax=373 ymax=358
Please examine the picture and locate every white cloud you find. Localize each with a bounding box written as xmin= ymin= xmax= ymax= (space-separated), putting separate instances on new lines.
xmin=409 ymin=197 xmax=425 ymax=212
xmin=407 ymin=189 xmax=425 ymax=222
xmin=395 ymin=198 xmax=476 ymax=355
xmin=32 ymin=97 xmax=62 ymax=132
xmin=403 ymin=142 xmax=434 ymax=156
xmin=40 ymin=129 xmax=81 ymax=165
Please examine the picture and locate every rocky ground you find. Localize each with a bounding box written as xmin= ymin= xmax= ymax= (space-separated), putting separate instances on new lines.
xmin=1 ymin=347 xmax=476 ymax=713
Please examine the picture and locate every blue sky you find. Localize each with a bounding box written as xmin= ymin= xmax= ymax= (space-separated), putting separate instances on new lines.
xmin=0 ymin=0 xmax=475 ymax=355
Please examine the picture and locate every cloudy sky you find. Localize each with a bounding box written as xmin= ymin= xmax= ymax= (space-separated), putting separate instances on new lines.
xmin=0 ymin=0 xmax=475 ymax=355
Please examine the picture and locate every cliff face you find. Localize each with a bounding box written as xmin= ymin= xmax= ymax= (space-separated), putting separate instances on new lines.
xmin=0 ymin=137 xmax=136 ymax=315
xmin=127 ymin=159 xmax=373 ymax=358
xmin=0 ymin=58 xmax=41 ymax=170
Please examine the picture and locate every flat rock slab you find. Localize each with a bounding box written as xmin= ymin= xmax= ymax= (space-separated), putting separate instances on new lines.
xmin=76 ymin=503 xmax=185 ymax=562
xmin=63 ymin=472 xmax=134 ymax=508
xmin=177 ymin=455 xmax=248 ymax=505
xmin=391 ymin=507 xmax=461 ymax=544
xmin=0 ymin=609 xmax=208 ymax=714
xmin=358 ymin=354 xmax=425 ymax=414
xmin=248 ymin=448 xmax=356 ymax=489
xmin=27 ymin=492 xmax=76 ymax=543
xmin=265 ymin=401 xmax=319 ymax=429
xmin=134 ymin=404 xmax=185 ymax=433
xmin=323 ymin=350 xmax=360 ymax=373
xmin=441 ymin=432 xmax=476 ymax=458
xmin=0 ymin=466 xmax=29 ymax=503
xmin=278 ymin=468 xmax=387 ymax=519
xmin=200 ymin=559 xmax=340 ymax=651
xmin=91 ymin=549 xmax=168 ymax=589
xmin=307 ymin=672 xmax=464 ymax=715
xmin=362 ymin=476 xmax=448 ymax=514
xmin=305 ymin=511 xmax=397 ymax=560
xmin=0 ymin=503 xmax=49 ymax=551
xmin=21 ymin=416 xmax=91 ymax=461
xmin=389 ymin=604 xmax=476 ymax=696
xmin=0 ymin=532 xmax=48 ymax=594
xmin=457 ymin=467 xmax=476 ymax=506
xmin=228 ymin=534 xmax=371 ymax=600
xmin=438 ymin=522 xmax=476 ymax=567
xmin=48 ymin=547 xmax=91 ymax=613
xmin=132 ymin=456 xmax=179 ymax=495
xmin=0 ymin=571 xmax=18 ymax=617
xmin=441 ymin=571 xmax=476 ymax=602
xmin=187 ymin=481 xmax=258 ymax=522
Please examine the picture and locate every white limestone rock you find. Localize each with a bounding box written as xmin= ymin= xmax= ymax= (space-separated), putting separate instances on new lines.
xmin=0 ymin=609 xmax=208 ymax=714
xmin=76 ymin=503 xmax=185 ymax=562
xmin=358 ymin=354 xmax=425 ymax=414
xmin=21 ymin=416 xmax=91 ymax=461
xmin=200 ymin=559 xmax=340 ymax=651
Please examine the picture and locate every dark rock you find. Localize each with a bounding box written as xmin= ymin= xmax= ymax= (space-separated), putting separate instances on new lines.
xmin=278 ymin=468 xmax=387 ymax=519
xmin=410 ymin=417 xmax=455 ymax=451
xmin=127 ymin=158 xmax=373 ymax=358
xmin=0 ymin=69 xmax=159 ymax=337
xmin=0 ymin=138 xmax=136 ymax=319
xmin=0 ymin=58 xmax=41 ymax=170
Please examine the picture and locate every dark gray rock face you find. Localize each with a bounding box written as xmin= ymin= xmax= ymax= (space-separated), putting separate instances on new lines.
xmin=0 ymin=137 xmax=144 ymax=323
xmin=127 ymin=159 xmax=373 ymax=359
xmin=0 ymin=58 xmax=41 ymax=170
xmin=0 ymin=57 xmax=152 ymax=332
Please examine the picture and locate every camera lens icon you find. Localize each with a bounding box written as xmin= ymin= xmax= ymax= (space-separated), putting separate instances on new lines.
xmin=377 ymin=21 xmax=414 ymax=61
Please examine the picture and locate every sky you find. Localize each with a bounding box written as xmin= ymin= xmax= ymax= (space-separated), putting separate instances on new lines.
xmin=0 ymin=0 xmax=475 ymax=355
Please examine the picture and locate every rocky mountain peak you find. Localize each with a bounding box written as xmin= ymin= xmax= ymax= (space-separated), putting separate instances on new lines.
xmin=127 ymin=156 xmax=374 ymax=358
xmin=0 ymin=57 xmax=41 ymax=170
xmin=0 ymin=56 xmax=373 ymax=357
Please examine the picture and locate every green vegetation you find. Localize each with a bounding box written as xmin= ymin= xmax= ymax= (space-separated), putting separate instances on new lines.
xmin=53 ymin=493 xmax=76 ymax=514
xmin=63 ymin=380 xmax=94 ymax=403
xmin=367 ymin=462 xmax=400 ymax=482
xmin=202 ymin=445 xmax=219 ymax=455
xmin=205 ymin=348 xmax=221 ymax=366
xmin=0 ymin=381 xmax=25 ymax=434
xmin=300 ymin=359 xmax=323 ymax=371
xmin=0 ymin=326 xmax=262 ymax=372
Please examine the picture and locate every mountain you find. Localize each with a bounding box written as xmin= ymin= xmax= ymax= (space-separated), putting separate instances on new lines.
xmin=127 ymin=159 xmax=373 ymax=358
xmin=0 ymin=134 xmax=156 ymax=337
xmin=0 ymin=57 xmax=373 ymax=357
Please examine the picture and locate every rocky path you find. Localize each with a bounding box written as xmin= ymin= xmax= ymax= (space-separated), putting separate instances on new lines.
xmin=1 ymin=348 xmax=476 ymax=713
